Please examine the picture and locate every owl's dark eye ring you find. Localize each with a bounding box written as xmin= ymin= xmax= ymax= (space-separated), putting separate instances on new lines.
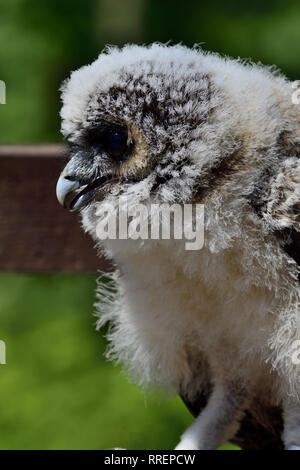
xmin=86 ymin=122 xmax=133 ymax=160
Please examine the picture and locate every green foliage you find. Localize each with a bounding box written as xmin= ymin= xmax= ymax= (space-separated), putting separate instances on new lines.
xmin=0 ymin=0 xmax=299 ymax=144
xmin=0 ymin=273 xmax=196 ymax=449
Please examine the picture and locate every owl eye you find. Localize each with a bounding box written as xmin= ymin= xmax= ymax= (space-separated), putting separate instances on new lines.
xmin=87 ymin=123 xmax=132 ymax=160
xmin=102 ymin=130 xmax=128 ymax=158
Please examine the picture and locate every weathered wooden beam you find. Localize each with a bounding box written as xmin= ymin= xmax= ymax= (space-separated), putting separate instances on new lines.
xmin=0 ymin=144 xmax=111 ymax=272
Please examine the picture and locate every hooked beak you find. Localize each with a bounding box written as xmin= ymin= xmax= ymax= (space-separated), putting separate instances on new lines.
xmin=56 ymin=173 xmax=81 ymax=211
xmin=56 ymin=162 xmax=118 ymax=212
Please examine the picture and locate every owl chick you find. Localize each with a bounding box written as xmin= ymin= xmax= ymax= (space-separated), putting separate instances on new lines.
xmin=56 ymin=44 xmax=300 ymax=450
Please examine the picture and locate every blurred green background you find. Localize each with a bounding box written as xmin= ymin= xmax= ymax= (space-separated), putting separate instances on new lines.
xmin=0 ymin=0 xmax=300 ymax=450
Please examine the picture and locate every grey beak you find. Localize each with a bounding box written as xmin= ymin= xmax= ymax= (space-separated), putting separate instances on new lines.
xmin=56 ymin=160 xmax=116 ymax=211
xmin=56 ymin=172 xmax=80 ymax=208
xmin=56 ymin=163 xmax=100 ymax=212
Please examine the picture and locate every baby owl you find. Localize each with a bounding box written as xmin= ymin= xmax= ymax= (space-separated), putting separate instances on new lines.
xmin=56 ymin=44 xmax=300 ymax=450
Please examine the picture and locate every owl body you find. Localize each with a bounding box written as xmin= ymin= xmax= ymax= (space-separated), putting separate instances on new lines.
xmin=92 ymin=196 xmax=292 ymax=404
xmin=57 ymin=44 xmax=300 ymax=449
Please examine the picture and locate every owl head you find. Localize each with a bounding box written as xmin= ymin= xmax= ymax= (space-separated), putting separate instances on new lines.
xmin=57 ymin=45 xmax=241 ymax=210
xmin=56 ymin=43 xmax=293 ymax=240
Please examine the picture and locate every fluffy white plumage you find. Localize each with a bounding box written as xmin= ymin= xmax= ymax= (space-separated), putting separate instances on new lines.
xmin=57 ymin=44 xmax=300 ymax=449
